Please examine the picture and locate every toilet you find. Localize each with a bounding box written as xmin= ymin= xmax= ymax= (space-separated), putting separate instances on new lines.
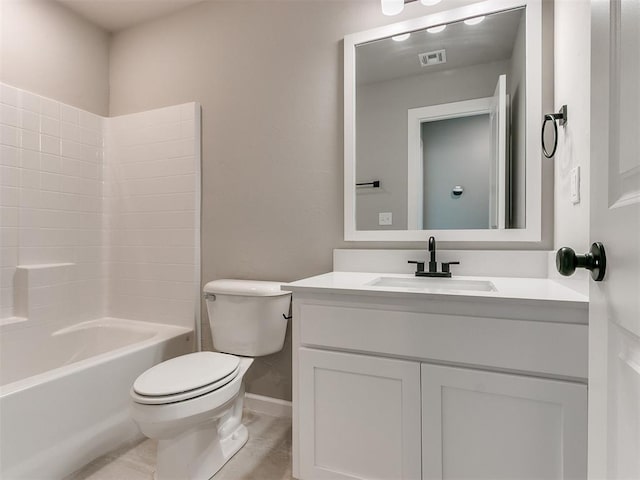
xmin=129 ymin=279 xmax=291 ymax=480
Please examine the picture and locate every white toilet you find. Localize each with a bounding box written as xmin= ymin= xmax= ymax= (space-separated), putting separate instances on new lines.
xmin=130 ymin=279 xmax=291 ymax=480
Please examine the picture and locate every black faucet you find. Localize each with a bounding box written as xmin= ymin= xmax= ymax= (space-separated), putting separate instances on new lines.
xmin=428 ymin=236 xmax=438 ymax=273
xmin=408 ymin=236 xmax=460 ymax=278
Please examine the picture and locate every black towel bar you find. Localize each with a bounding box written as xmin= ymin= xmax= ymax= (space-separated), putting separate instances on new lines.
xmin=356 ymin=181 xmax=380 ymax=188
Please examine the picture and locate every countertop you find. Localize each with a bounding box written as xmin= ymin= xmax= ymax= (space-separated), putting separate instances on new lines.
xmin=282 ymin=272 xmax=589 ymax=308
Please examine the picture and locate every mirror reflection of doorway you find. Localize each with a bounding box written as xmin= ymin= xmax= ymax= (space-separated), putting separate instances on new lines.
xmin=422 ymin=114 xmax=491 ymax=229
xmin=408 ymin=74 xmax=508 ymax=230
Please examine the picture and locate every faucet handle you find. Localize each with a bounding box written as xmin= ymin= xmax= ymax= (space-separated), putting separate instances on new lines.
xmin=408 ymin=260 xmax=425 ymax=273
xmin=441 ymin=261 xmax=460 ymax=274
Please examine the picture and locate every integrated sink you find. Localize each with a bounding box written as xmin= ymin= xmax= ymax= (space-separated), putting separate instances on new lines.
xmin=368 ymin=276 xmax=497 ymax=293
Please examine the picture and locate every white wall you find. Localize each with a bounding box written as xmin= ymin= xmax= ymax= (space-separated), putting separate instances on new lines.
xmin=0 ymin=0 xmax=110 ymax=116
xmin=549 ymin=0 xmax=591 ymax=294
xmin=553 ymin=0 xmax=590 ymax=251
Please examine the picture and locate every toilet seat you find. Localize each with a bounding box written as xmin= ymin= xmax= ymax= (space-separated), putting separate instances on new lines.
xmin=131 ymin=352 xmax=240 ymax=405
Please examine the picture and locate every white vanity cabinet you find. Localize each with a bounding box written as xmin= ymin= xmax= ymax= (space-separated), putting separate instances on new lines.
xmin=289 ymin=284 xmax=588 ymax=480
xmin=421 ymin=364 xmax=587 ymax=480
xmin=298 ymin=348 xmax=422 ymax=479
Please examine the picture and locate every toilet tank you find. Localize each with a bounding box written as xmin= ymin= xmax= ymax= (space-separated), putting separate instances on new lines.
xmin=203 ymin=279 xmax=291 ymax=356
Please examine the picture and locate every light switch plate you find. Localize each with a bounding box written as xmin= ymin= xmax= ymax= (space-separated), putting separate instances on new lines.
xmin=570 ymin=166 xmax=580 ymax=204
xmin=379 ymin=212 xmax=392 ymax=225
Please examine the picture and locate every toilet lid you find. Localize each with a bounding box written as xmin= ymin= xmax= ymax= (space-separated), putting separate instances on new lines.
xmin=131 ymin=364 xmax=240 ymax=405
xmin=133 ymin=352 xmax=240 ymax=397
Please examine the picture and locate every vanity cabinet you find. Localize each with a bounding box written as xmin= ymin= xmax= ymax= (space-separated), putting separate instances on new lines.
xmin=298 ymin=348 xmax=421 ymax=480
xmin=291 ymin=289 xmax=588 ymax=480
xmin=421 ymin=364 xmax=587 ymax=480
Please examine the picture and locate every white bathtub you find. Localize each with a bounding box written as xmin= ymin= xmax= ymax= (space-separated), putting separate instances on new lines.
xmin=0 ymin=317 xmax=193 ymax=479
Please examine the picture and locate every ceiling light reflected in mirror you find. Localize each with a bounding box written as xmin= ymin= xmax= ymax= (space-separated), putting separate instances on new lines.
xmin=426 ymin=25 xmax=447 ymax=33
xmin=464 ymin=16 xmax=486 ymax=25
xmin=381 ymin=0 xmax=405 ymax=16
xmin=382 ymin=0 xmax=443 ymax=16
xmin=392 ymin=33 xmax=412 ymax=41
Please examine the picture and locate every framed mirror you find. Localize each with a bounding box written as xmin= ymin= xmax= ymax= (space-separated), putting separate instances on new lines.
xmin=344 ymin=0 xmax=543 ymax=242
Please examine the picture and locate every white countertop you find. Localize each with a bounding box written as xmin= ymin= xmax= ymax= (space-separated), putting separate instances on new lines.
xmin=283 ymin=272 xmax=589 ymax=307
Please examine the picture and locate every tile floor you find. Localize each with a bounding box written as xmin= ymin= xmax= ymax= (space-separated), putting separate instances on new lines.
xmin=65 ymin=411 xmax=293 ymax=480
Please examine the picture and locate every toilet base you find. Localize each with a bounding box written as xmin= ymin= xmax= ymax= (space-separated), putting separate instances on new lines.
xmin=154 ymin=420 xmax=248 ymax=480
xmin=131 ymin=358 xmax=254 ymax=480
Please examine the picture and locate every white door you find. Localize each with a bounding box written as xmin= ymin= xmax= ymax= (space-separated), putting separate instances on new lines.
xmin=589 ymin=0 xmax=640 ymax=478
xmin=298 ymin=348 xmax=421 ymax=480
xmin=421 ymin=364 xmax=587 ymax=480
xmin=489 ymin=74 xmax=508 ymax=229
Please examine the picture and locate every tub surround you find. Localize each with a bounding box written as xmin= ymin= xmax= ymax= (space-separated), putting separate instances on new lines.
xmin=1 ymin=82 xmax=201 ymax=332
xmin=286 ymin=251 xmax=588 ymax=479
xmin=5 ymin=263 xmax=74 ymax=326
xmin=1 ymin=84 xmax=105 ymax=324
xmin=0 ymin=83 xmax=201 ymax=479
xmin=104 ymin=102 xmax=201 ymax=331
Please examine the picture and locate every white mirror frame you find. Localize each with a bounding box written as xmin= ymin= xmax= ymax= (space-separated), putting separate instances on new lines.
xmin=344 ymin=0 xmax=542 ymax=242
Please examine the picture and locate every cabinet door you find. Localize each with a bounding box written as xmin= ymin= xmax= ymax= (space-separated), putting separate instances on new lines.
xmin=421 ymin=364 xmax=587 ymax=480
xmin=299 ymin=348 xmax=421 ymax=480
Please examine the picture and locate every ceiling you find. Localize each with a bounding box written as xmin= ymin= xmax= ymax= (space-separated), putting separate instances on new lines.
xmin=57 ymin=0 xmax=206 ymax=32
xmin=356 ymin=7 xmax=524 ymax=85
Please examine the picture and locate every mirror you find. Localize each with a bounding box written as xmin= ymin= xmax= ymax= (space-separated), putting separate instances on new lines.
xmin=344 ymin=0 xmax=543 ymax=242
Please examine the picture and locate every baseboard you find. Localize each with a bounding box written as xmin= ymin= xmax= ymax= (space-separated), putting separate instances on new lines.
xmin=244 ymin=393 xmax=292 ymax=418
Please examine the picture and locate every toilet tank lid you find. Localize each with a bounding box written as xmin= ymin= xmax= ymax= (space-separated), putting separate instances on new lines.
xmin=204 ymin=279 xmax=291 ymax=297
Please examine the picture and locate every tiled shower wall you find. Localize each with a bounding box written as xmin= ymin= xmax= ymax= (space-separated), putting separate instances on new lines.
xmin=0 ymin=84 xmax=105 ymax=324
xmin=105 ymin=105 xmax=200 ymax=329
xmin=0 ymin=83 xmax=199 ymax=331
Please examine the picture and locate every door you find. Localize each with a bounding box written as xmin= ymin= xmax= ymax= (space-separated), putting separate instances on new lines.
xmin=589 ymin=0 xmax=640 ymax=478
xmin=298 ymin=348 xmax=421 ymax=480
xmin=421 ymin=364 xmax=587 ymax=480
xmin=489 ymin=74 xmax=508 ymax=229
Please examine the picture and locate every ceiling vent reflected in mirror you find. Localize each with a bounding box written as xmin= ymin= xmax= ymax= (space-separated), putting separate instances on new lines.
xmin=419 ymin=49 xmax=447 ymax=67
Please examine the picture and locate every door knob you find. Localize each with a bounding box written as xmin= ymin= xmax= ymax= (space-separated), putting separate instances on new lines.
xmin=556 ymin=242 xmax=606 ymax=281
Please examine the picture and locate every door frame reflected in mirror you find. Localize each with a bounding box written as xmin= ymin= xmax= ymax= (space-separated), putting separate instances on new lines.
xmin=407 ymin=98 xmax=494 ymax=231
xmin=344 ymin=0 xmax=543 ymax=243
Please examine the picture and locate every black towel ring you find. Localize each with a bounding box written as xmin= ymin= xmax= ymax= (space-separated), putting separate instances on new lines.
xmin=541 ymin=105 xmax=567 ymax=158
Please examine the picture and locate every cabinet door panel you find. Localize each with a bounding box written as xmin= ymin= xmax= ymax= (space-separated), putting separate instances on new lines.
xmin=299 ymin=348 xmax=421 ymax=480
xmin=422 ymin=364 xmax=587 ymax=480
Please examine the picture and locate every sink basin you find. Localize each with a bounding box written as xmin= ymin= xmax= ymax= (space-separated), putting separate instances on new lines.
xmin=368 ymin=276 xmax=497 ymax=293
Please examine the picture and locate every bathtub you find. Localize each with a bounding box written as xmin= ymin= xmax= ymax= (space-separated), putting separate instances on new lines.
xmin=0 ymin=317 xmax=193 ymax=479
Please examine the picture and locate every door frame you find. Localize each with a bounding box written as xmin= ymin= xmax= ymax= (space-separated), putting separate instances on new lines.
xmin=407 ymin=97 xmax=493 ymax=230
